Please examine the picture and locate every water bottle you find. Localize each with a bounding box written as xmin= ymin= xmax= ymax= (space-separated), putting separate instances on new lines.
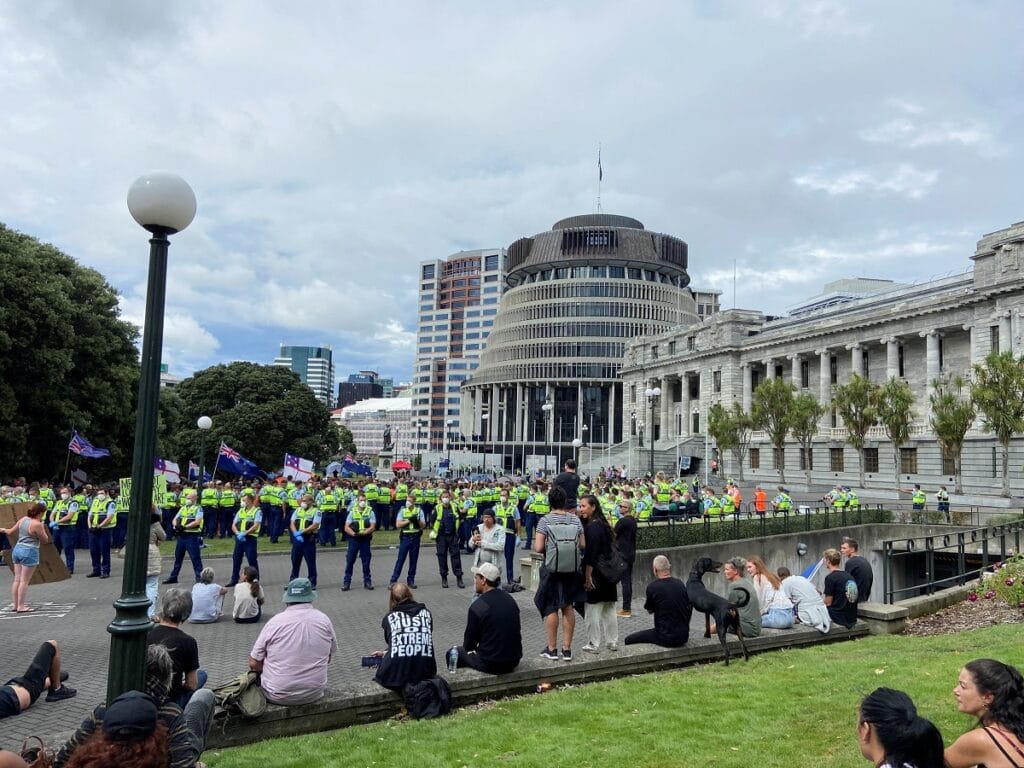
xmin=447 ymin=646 xmax=458 ymax=673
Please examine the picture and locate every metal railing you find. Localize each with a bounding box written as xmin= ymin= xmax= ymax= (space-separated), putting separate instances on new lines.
xmin=881 ymin=521 xmax=1024 ymax=604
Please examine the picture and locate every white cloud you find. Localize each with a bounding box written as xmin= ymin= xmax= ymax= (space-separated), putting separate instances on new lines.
xmin=793 ymin=163 xmax=939 ymax=199
xmin=860 ymin=118 xmax=995 ymax=151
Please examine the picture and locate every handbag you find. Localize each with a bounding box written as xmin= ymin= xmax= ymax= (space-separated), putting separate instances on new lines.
xmin=21 ymin=735 xmax=52 ymax=768
xmin=595 ymin=549 xmax=627 ymax=583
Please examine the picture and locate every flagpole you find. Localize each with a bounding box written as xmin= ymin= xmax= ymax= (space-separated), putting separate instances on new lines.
xmin=596 ymin=143 xmax=603 ymax=213
xmin=62 ymin=449 xmax=72 ymax=485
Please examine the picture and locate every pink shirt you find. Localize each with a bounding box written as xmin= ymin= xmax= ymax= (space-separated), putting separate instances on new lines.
xmin=250 ymin=604 xmax=337 ymax=705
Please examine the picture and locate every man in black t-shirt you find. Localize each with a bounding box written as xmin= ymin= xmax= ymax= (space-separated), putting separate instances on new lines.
xmin=822 ymin=548 xmax=858 ymax=629
xmin=456 ymin=563 xmax=523 ymax=674
xmin=624 ymin=555 xmax=692 ymax=648
xmin=550 ymin=459 xmax=581 ymax=510
xmin=840 ymin=536 xmax=873 ymax=602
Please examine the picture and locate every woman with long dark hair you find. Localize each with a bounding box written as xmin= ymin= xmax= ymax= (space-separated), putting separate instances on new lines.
xmin=946 ymin=658 xmax=1024 ymax=767
xmin=857 ymin=687 xmax=944 ymax=768
xmin=579 ymin=494 xmax=618 ymax=653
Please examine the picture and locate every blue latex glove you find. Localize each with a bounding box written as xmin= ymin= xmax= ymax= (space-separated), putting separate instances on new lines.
xmin=50 ymin=522 xmax=60 ymax=530
xmin=236 ymin=532 xmax=246 ymax=542
xmin=294 ymin=532 xmax=304 ymax=543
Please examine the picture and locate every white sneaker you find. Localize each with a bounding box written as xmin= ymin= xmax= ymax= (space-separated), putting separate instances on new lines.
xmin=606 ymin=643 xmax=618 ymax=652
xmin=581 ymin=643 xmax=601 ymax=653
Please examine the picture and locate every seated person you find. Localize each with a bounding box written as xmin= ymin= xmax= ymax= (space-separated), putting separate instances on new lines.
xmin=777 ymin=566 xmax=830 ymax=633
xmin=249 ymin=578 xmax=337 ymax=706
xmin=55 ymin=644 xmax=214 ymax=768
xmin=456 ymin=562 xmax=523 ymax=674
xmin=624 ymin=555 xmax=692 ymax=648
xmin=714 ymin=556 xmax=762 ymax=638
xmin=189 ymin=567 xmax=230 ymax=623
xmin=148 ymin=588 xmax=207 ymax=707
xmin=372 ymin=583 xmax=436 ymax=691
xmin=232 ymin=566 xmax=265 ymax=624
xmin=63 ymin=691 xmax=168 ymax=768
xmin=822 ymin=548 xmax=859 ymax=629
xmin=0 ymin=640 xmax=76 ymax=721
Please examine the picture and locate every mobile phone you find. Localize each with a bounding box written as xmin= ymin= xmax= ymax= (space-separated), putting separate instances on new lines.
xmin=361 ymin=655 xmax=383 ymax=667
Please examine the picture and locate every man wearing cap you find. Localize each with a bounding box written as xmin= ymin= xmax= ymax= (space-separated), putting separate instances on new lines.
xmin=249 ymin=578 xmax=337 ymax=706
xmin=454 ymin=562 xmax=522 ymax=674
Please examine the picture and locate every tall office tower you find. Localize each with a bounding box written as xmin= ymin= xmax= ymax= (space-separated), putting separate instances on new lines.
xmin=273 ymin=344 xmax=335 ymax=406
xmin=460 ymin=214 xmax=695 ymax=472
xmin=412 ymin=248 xmax=506 ymax=452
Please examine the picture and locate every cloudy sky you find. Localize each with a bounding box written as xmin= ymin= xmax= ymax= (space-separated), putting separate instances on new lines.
xmin=2 ymin=1 xmax=1021 ymax=383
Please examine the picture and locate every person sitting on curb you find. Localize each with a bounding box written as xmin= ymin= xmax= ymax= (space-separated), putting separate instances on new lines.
xmin=624 ymin=555 xmax=691 ymax=648
xmin=455 ymin=562 xmax=523 ymax=674
xmin=0 ymin=640 xmax=76 ymax=720
xmin=372 ymin=582 xmax=436 ymax=692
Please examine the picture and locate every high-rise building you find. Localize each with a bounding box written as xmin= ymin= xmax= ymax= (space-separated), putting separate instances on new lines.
xmin=274 ymin=344 xmax=335 ymax=406
xmin=460 ymin=214 xmax=694 ymax=471
xmin=412 ymin=248 xmax=506 ymax=451
xmin=336 ymin=370 xmax=385 ymax=408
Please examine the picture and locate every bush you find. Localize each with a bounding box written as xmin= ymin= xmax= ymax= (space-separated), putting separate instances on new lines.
xmin=969 ymin=554 xmax=1024 ymax=609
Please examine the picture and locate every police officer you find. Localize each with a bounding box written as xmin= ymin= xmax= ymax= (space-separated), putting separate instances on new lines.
xmin=51 ymin=485 xmax=81 ymax=574
xmin=911 ymin=484 xmax=927 ymax=512
xmin=317 ymin=481 xmax=339 ymax=547
xmin=430 ymin=491 xmax=464 ymax=589
xmin=390 ymin=495 xmax=426 ymax=588
xmin=392 ymin=478 xmax=409 ymax=532
xmin=492 ymin=489 xmax=521 ymax=584
xmin=164 ymin=490 xmax=204 ymax=583
xmin=160 ymin=483 xmax=179 ymax=540
xmin=229 ymin=492 xmax=261 ymax=585
xmin=290 ymin=493 xmax=321 ymax=588
xmin=86 ymin=487 xmax=117 ymax=578
xmin=936 ymin=485 xmax=950 ymax=522
xmin=218 ymin=482 xmax=238 ymax=539
xmin=772 ymin=486 xmax=793 ymax=513
xmin=201 ymin=482 xmax=220 ymax=538
xmin=525 ymin=483 xmax=548 ymax=548
xmin=343 ymin=492 xmax=376 ymax=590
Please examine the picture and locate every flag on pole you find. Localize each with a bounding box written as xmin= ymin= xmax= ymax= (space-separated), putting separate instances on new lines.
xmin=68 ymin=430 xmax=111 ymax=459
xmin=598 ymin=147 xmax=602 ymax=181
xmin=217 ymin=442 xmax=261 ymax=477
xmin=284 ymin=453 xmax=314 ymax=481
xmin=188 ymin=461 xmax=211 ymax=483
xmin=801 ymin=557 xmax=824 ymax=582
xmin=341 ymin=453 xmax=373 ymax=477
xmin=154 ymin=458 xmax=181 ymax=483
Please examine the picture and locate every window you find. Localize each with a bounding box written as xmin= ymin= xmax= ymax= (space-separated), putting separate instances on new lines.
xmin=800 ymin=360 xmax=809 ymax=389
xmin=651 ymin=344 xmax=659 ymax=359
xmin=775 ymin=364 xmax=784 ymax=379
xmin=938 ymin=337 xmax=944 ymax=372
xmin=692 ymin=412 xmax=700 ymax=433
xmin=830 ymin=356 xmax=838 ymax=385
xmin=898 ymin=344 xmax=905 ymax=378
xmin=829 ymin=448 xmax=844 ymax=472
xmin=713 ymin=370 xmax=721 ymax=393
xmin=484 ymin=254 xmax=499 ymax=271
xmin=900 ymin=447 xmax=918 ymax=475
xmin=668 ymin=340 xmax=676 ymax=355
xmin=749 ymin=448 xmax=760 ymax=469
xmin=687 ymin=336 xmax=695 ymax=351
xmin=799 ymin=447 xmax=813 ymax=471
xmin=941 ymin=451 xmax=955 ymax=476
xmin=990 ymin=326 xmax=1000 ymax=354
xmin=863 ymin=448 xmax=879 ymax=473
xmin=422 ymin=264 xmax=435 ymax=279
xmin=774 ymin=447 xmax=784 ymax=471
xmin=862 ymin=350 xmax=869 ymax=380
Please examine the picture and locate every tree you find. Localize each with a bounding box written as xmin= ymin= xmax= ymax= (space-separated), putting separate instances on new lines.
xmin=752 ymin=378 xmax=795 ymax=483
xmin=831 ymin=374 xmax=878 ymax=488
xmin=874 ymin=377 xmax=916 ymax=487
xmin=971 ymin=351 xmax=1024 ymax=497
xmin=708 ymin=402 xmax=753 ymax=480
xmin=0 ymin=223 xmax=140 ymax=481
xmin=788 ymin=393 xmax=825 ymax=488
xmin=169 ymin=362 xmax=341 ymax=474
xmin=929 ymin=374 xmax=976 ymax=494
xmin=331 ymin=424 xmax=358 ymax=459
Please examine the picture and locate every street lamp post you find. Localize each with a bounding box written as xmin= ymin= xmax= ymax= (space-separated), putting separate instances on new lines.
xmin=109 ymin=172 xmax=196 ymax=701
xmin=572 ymin=437 xmax=583 ymax=466
xmin=446 ymin=419 xmax=455 ymax=473
xmin=197 ymin=415 xmax=212 ymax=489
xmin=541 ymin=401 xmax=553 ymax=477
xmin=628 ymin=411 xmax=636 ymax=478
xmin=646 ymin=386 xmax=661 ymax=477
xmin=480 ymin=412 xmax=489 ymax=475
xmin=581 ymin=424 xmax=589 ymax=474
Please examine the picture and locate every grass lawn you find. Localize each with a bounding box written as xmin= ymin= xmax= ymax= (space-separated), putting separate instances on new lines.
xmin=203 ymin=624 xmax=1020 ymax=768
xmin=158 ymin=530 xmax=401 ymax=558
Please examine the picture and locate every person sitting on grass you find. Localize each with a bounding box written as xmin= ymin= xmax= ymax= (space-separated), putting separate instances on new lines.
xmin=0 ymin=640 xmax=76 ymax=721
xmin=856 ymin=687 xmax=944 ymax=768
xmin=189 ymin=567 xmax=229 ymax=624
xmin=232 ymin=566 xmax=265 ymax=624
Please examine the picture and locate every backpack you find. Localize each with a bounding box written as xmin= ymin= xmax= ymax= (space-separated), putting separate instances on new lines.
xmin=212 ymin=670 xmax=267 ymax=719
xmin=402 ymin=676 xmax=452 ymax=720
xmin=544 ymin=521 xmax=580 ymax=573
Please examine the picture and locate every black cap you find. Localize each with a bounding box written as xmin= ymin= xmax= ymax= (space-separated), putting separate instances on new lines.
xmin=103 ymin=691 xmax=158 ymax=740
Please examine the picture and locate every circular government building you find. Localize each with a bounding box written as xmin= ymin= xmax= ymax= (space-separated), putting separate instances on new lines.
xmin=461 ymin=213 xmax=702 ymax=471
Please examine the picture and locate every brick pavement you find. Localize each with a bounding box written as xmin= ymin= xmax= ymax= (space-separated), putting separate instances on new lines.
xmin=1 ymin=541 xmax=693 ymax=753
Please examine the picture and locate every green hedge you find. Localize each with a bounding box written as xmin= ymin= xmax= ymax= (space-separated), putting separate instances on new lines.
xmin=635 ymin=507 xmax=893 ymax=550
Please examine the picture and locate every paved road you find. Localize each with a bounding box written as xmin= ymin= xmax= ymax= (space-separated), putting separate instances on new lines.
xmin=1 ymin=541 xmax=711 ymax=754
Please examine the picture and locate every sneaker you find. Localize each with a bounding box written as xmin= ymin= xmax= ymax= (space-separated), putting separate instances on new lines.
xmin=407 ymin=581 xmax=417 ymax=589
xmin=581 ymin=643 xmax=601 ymax=654
xmin=86 ymin=573 xmax=101 ymax=578
xmin=364 ymin=583 xmax=374 ymax=591
xmin=606 ymin=643 xmax=619 ymax=652
xmin=46 ymin=685 xmax=77 ymax=702
xmin=162 ymin=578 xmax=178 ymax=584
xmin=616 ymin=609 xmax=631 ymax=618
xmin=539 ymin=647 xmax=559 ymax=660
xmin=341 ymin=584 xmax=351 ymax=592
xmin=561 ymin=648 xmax=573 ymax=661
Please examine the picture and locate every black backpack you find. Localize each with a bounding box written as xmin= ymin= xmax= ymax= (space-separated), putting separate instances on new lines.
xmin=402 ymin=676 xmax=452 ymax=720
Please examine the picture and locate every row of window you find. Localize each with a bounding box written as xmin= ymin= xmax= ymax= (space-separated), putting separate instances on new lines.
xmin=746 ymin=446 xmax=964 ymax=476
xmin=502 ymin=298 xmax=687 ymax=325
xmin=512 ymin=280 xmax=684 ymax=304
xmin=466 ymin=361 xmax=622 ymax=383
xmin=483 ymin=341 xmax=626 ymax=363
xmin=486 ymin=321 xmax=664 ymax=346
xmin=516 ymin=265 xmax=685 ymax=286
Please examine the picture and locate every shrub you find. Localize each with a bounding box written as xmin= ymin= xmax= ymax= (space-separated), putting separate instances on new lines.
xmin=969 ymin=554 xmax=1024 ymax=609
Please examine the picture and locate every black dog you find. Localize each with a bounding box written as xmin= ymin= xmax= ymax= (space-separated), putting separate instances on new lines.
xmin=686 ymin=557 xmax=750 ymax=666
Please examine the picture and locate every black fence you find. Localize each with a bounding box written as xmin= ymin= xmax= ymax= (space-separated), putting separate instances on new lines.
xmin=880 ymin=520 xmax=1024 ymax=604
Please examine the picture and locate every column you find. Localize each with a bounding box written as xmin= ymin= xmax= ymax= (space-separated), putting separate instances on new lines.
xmin=790 ymin=354 xmax=800 ymax=387
xmin=681 ymin=373 xmax=691 ymax=435
xmin=490 ymin=384 xmax=499 ymax=441
xmin=764 ymin=359 xmax=776 ymax=380
xmin=1014 ymin=309 xmax=1023 ymax=356
xmin=514 ymin=384 xmax=523 ymax=442
xmin=849 ymin=343 xmax=863 ymax=379
xmin=923 ymin=331 xmax=941 ymax=400
xmin=999 ymin=313 xmax=1012 ymax=354
xmin=961 ymin=325 xmax=978 ymax=370
xmin=742 ymin=364 xmax=752 ymax=413
xmin=473 ymin=390 xmax=483 ymax=438
xmin=883 ymin=336 xmax=899 ymax=379
xmin=817 ymin=349 xmax=830 ymax=405
xmin=660 ymin=376 xmax=672 ymax=441
xmin=608 ymin=381 xmax=617 ymax=444
xmin=545 ymin=383 xmax=554 ymax=444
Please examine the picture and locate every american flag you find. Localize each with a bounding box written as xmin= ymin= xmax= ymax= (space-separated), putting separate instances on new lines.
xmin=68 ymin=430 xmax=111 ymax=459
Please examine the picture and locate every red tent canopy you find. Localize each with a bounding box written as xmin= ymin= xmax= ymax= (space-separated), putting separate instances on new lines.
xmin=391 ymin=460 xmax=412 ymax=470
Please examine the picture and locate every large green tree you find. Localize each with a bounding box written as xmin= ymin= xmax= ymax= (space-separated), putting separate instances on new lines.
xmin=0 ymin=223 xmax=140 ymax=481
xmin=788 ymin=392 xmax=825 ymax=488
xmin=752 ymin=378 xmax=794 ymax=483
xmin=971 ymin=351 xmax=1024 ymax=497
xmin=168 ymin=362 xmax=341 ymax=474
xmin=708 ymin=402 xmax=753 ymax=480
xmin=929 ymin=374 xmax=975 ymax=494
xmin=874 ymin=377 xmax=916 ymax=487
xmin=831 ymin=374 xmax=878 ymax=488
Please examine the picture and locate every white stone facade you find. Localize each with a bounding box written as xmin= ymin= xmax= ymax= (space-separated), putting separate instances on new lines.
xmin=620 ymin=219 xmax=1024 ymax=493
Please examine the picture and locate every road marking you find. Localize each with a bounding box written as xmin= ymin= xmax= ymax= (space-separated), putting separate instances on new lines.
xmin=0 ymin=602 xmax=77 ymax=619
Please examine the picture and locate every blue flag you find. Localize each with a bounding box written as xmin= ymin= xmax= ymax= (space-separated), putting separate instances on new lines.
xmin=216 ymin=442 xmax=262 ymax=478
xmin=68 ymin=430 xmax=111 ymax=459
xmin=341 ymin=454 xmax=373 ymax=477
